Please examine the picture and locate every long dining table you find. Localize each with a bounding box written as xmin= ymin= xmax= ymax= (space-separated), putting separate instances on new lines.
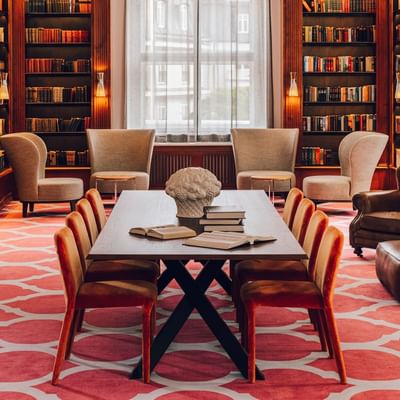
xmin=88 ymin=190 xmax=307 ymax=380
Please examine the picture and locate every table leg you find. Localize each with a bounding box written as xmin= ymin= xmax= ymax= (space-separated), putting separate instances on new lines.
xmin=130 ymin=259 xmax=264 ymax=380
xmin=157 ymin=267 xmax=175 ymax=294
xmin=214 ymin=268 xmax=232 ymax=295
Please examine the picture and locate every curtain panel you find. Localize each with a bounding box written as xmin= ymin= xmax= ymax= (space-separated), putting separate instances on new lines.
xmin=125 ymin=0 xmax=273 ymax=142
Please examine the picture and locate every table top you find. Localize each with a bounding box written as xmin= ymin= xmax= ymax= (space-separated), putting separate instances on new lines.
xmin=95 ymin=174 xmax=136 ymax=181
xmin=251 ymin=175 xmax=292 ymax=181
xmin=88 ymin=190 xmax=307 ymax=261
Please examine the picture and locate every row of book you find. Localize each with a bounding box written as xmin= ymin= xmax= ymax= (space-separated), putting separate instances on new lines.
xmin=396 ymin=26 xmax=400 ymax=43
xmin=25 ymin=0 xmax=91 ymax=13
xmin=0 ymin=150 xmax=5 ymax=171
xmin=26 ymin=116 xmax=90 ymax=132
xmin=303 ymin=113 xmax=376 ymax=132
xmin=304 ymin=84 xmax=375 ymax=103
xmin=0 ymin=27 xmax=4 ymax=43
xmin=47 ymin=149 xmax=89 ymax=166
xmin=395 ymin=116 xmax=400 ymax=134
xmin=303 ymin=55 xmax=375 ymax=73
xmin=26 ymin=28 xmax=90 ymax=43
xmin=301 ymin=147 xmax=334 ymax=165
xmin=0 ymin=119 xmax=6 ymax=134
xmin=26 ymin=58 xmax=91 ymax=73
xmin=303 ymin=0 xmax=375 ymax=13
xmin=200 ymin=206 xmax=246 ymax=233
xmin=303 ymin=25 xmax=375 ymax=43
xmin=26 ymin=86 xmax=89 ymax=103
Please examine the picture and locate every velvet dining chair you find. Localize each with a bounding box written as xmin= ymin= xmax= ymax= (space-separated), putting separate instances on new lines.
xmin=85 ymin=188 xmax=107 ymax=232
xmin=52 ymin=226 xmax=157 ymax=384
xmin=76 ymin=197 xmax=99 ymax=245
xmin=240 ymin=225 xmax=346 ymax=384
xmin=281 ymin=187 xmax=304 ymax=230
xmin=290 ymin=197 xmax=315 ymax=246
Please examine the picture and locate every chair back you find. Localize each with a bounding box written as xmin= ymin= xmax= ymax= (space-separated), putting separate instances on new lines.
xmin=76 ymin=198 xmax=99 ymax=245
xmin=54 ymin=226 xmax=84 ymax=303
xmin=87 ymin=129 xmax=155 ymax=174
xmin=0 ymin=132 xmax=47 ymax=201
xmin=65 ymin=211 xmax=92 ymax=273
xmin=282 ymin=188 xmax=304 ymax=229
xmin=85 ymin=188 xmax=107 ymax=231
xmin=314 ymin=226 xmax=344 ymax=301
xmin=291 ymin=198 xmax=315 ymax=245
xmin=231 ymin=128 xmax=299 ymax=173
xmin=339 ymin=131 xmax=388 ymax=196
xmin=301 ymin=210 xmax=329 ymax=277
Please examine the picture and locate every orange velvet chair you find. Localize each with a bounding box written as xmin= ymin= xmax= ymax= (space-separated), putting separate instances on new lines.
xmin=76 ymin=198 xmax=99 ymax=245
xmin=85 ymin=188 xmax=107 ymax=232
xmin=291 ymin=197 xmax=315 ymax=246
xmin=52 ymin=226 xmax=157 ymax=384
xmin=282 ymin=187 xmax=304 ymax=230
xmin=241 ymin=225 xmax=346 ymax=384
xmin=233 ymin=210 xmax=329 ymax=325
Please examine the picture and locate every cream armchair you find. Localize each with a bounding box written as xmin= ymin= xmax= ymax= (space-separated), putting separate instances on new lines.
xmin=0 ymin=132 xmax=83 ymax=217
xmin=303 ymin=131 xmax=388 ymax=202
xmin=231 ymin=128 xmax=299 ymax=192
xmin=86 ymin=129 xmax=155 ymax=193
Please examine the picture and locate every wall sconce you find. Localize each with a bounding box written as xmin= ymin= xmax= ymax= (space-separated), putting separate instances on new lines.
xmin=96 ymin=72 xmax=106 ymax=97
xmin=288 ymin=72 xmax=299 ymax=97
xmin=395 ymin=72 xmax=400 ymax=101
xmin=0 ymin=72 xmax=9 ymax=104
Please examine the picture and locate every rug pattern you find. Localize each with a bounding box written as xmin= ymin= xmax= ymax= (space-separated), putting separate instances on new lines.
xmin=1 ymin=201 xmax=400 ymax=399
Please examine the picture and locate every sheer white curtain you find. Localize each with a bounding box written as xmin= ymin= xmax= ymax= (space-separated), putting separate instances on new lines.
xmin=126 ymin=0 xmax=272 ymax=142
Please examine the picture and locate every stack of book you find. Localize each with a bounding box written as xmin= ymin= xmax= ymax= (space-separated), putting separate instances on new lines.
xmin=199 ymin=206 xmax=246 ymax=232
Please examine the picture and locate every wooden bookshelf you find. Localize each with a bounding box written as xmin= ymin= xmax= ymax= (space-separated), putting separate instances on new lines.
xmin=10 ymin=0 xmax=110 ymax=168
xmin=394 ymin=0 xmax=400 ymax=167
xmin=284 ymin=0 xmax=391 ymax=173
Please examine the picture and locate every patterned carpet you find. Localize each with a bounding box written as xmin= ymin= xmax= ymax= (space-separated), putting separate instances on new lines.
xmin=1 ymin=200 xmax=400 ymax=399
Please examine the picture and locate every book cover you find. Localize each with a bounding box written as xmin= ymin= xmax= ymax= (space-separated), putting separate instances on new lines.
xmin=204 ymin=225 xmax=245 ymax=232
xmin=129 ymin=224 xmax=196 ymax=240
xmin=204 ymin=205 xmax=246 ymax=219
xmin=199 ymin=218 xmax=242 ymax=225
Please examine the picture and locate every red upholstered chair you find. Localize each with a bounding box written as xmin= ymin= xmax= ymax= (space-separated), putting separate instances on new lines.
xmin=52 ymin=226 xmax=157 ymax=384
xmin=241 ymin=226 xmax=346 ymax=384
xmin=291 ymin=197 xmax=315 ymax=246
xmin=85 ymin=188 xmax=107 ymax=232
xmin=233 ymin=210 xmax=329 ymax=325
xmin=282 ymin=187 xmax=304 ymax=230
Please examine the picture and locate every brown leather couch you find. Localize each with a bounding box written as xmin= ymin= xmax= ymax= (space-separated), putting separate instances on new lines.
xmin=350 ymin=168 xmax=400 ymax=257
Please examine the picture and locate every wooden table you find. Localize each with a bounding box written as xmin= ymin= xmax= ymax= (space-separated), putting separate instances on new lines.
xmin=88 ymin=190 xmax=306 ymax=380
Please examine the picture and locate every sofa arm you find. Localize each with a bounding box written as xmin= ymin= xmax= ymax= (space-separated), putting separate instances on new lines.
xmin=353 ymin=190 xmax=400 ymax=213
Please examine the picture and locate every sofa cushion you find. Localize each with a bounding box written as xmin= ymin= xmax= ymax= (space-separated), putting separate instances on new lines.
xmin=360 ymin=211 xmax=400 ymax=234
xmin=376 ymin=241 xmax=400 ymax=302
xmin=303 ymin=175 xmax=351 ymax=201
xmin=38 ymin=178 xmax=83 ymax=201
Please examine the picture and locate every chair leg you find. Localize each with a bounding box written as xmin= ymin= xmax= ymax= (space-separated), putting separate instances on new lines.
xmin=247 ymin=304 xmax=256 ymax=383
xmin=314 ymin=309 xmax=327 ymax=352
xmin=353 ymin=247 xmax=363 ymax=257
xmin=65 ymin=309 xmax=81 ymax=359
xmin=77 ymin=309 xmax=85 ymax=332
xmin=70 ymin=200 xmax=77 ymax=212
xmin=142 ymin=304 xmax=152 ymax=384
xmin=320 ymin=309 xmax=334 ymax=358
xmin=29 ymin=202 xmax=35 ymax=212
xmin=52 ymin=306 xmax=75 ymax=385
xmin=308 ymin=309 xmax=318 ymax=330
xmin=22 ymin=202 xmax=29 ymax=218
xmin=323 ymin=307 xmax=347 ymax=384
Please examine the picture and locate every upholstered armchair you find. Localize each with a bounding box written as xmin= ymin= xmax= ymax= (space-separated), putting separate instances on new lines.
xmin=0 ymin=132 xmax=83 ymax=217
xmin=350 ymin=168 xmax=400 ymax=256
xmin=231 ymin=128 xmax=299 ymax=192
xmin=86 ymin=129 xmax=155 ymax=193
xmin=303 ymin=131 xmax=388 ymax=202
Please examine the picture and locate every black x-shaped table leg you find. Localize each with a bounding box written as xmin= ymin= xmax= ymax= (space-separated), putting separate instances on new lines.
xmin=130 ymin=259 xmax=264 ymax=380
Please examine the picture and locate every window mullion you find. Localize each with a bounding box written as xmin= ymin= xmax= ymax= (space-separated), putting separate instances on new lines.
xmin=193 ymin=0 xmax=200 ymax=139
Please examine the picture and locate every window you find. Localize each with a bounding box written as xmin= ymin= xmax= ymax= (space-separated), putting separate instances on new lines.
xmin=238 ymin=13 xmax=249 ymax=34
xmin=126 ymin=0 xmax=271 ymax=142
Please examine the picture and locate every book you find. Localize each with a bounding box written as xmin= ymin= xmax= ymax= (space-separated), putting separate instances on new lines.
xmin=199 ymin=218 xmax=242 ymax=225
xmin=302 ymin=0 xmax=312 ymax=12
xmin=129 ymin=224 xmax=196 ymax=240
xmin=204 ymin=205 xmax=246 ymax=219
xmin=183 ymin=231 xmax=276 ymax=250
xmin=204 ymin=225 xmax=245 ymax=232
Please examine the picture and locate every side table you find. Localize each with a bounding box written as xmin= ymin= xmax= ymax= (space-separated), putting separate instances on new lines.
xmin=95 ymin=173 xmax=136 ymax=203
xmin=250 ymin=174 xmax=292 ymax=204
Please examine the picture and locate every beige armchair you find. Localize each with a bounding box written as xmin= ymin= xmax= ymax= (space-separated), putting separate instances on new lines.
xmin=303 ymin=131 xmax=388 ymax=202
xmin=231 ymin=128 xmax=299 ymax=192
xmin=86 ymin=129 xmax=155 ymax=193
xmin=0 ymin=132 xmax=83 ymax=217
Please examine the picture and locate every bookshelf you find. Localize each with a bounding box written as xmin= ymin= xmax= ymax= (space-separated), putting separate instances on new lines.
xmin=394 ymin=0 xmax=400 ymax=167
xmin=284 ymin=0 xmax=391 ymax=183
xmin=8 ymin=0 xmax=110 ymax=175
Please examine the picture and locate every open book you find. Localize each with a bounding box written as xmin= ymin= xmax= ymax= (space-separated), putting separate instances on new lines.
xmin=129 ymin=224 xmax=196 ymax=240
xmin=183 ymin=231 xmax=276 ymax=250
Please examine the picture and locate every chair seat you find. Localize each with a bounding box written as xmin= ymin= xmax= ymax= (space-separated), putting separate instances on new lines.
xmin=86 ymin=259 xmax=159 ymax=282
xmin=91 ymin=171 xmax=150 ymax=192
xmin=360 ymin=211 xmax=400 ymax=234
xmin=237 ymin=170 xmax=295 ymax=191
xmin=241 ymin=280 xmax=322 ymax=308
xmin=235 ymin=259 xmax=309 ymax=284
xmin=38 ymin=178 xmax=83 ymax=201
xmin=77 ymin=280 xmax=157 ymax=308
xmin=303 ymin=175 xmax=351 ymax=201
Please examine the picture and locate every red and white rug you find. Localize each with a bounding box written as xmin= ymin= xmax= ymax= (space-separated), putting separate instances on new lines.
xmin=1 ymin=201 xmax=400 ymax=399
